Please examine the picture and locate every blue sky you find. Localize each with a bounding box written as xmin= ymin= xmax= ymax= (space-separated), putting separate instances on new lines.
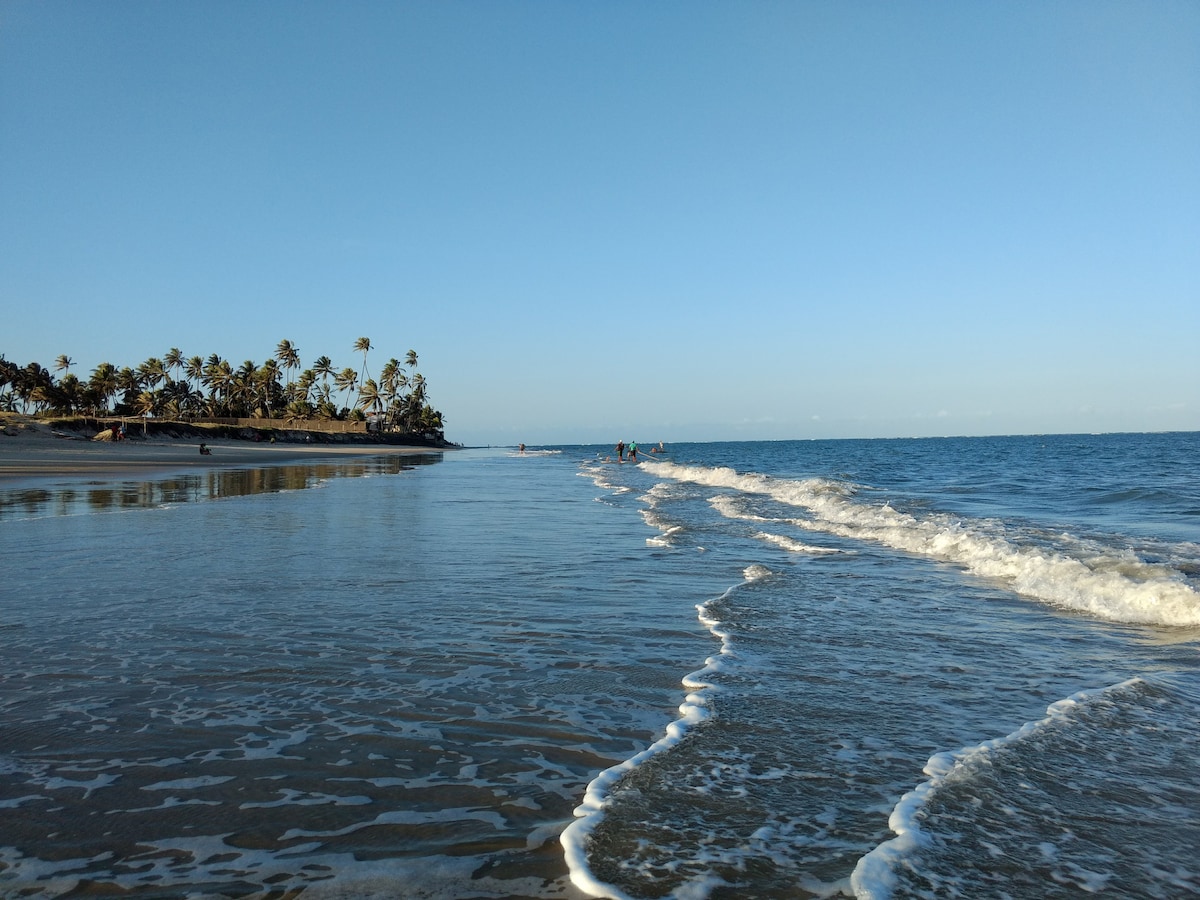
xmin=2 ymin=1 xmax=1197 ymax=446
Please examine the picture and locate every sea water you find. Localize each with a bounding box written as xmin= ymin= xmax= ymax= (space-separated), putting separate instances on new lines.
xmin=0 ymin=433 xmax=1197 ymax=898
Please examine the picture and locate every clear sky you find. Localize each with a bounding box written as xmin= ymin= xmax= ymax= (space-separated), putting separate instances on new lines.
xmin=2 ymin=1 xmax=1197 ymax=446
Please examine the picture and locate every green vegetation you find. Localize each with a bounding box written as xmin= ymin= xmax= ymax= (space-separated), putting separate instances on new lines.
xmin=0 ymin=338 xmax=445 ymax=439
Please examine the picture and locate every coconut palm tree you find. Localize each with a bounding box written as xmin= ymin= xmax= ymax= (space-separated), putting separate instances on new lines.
xmin=275 ymin=339 xmax=300 ymax=397
xmin=233 ymin=361 xmax=258 ymax=416
xmin=202 ymin=357 xmax=233 ymax=415
xmin=0 ymin=358 xmax=17 ymax=411
xmin=354 ymin=337 xmax=372 ymax=383
xmin=164 ymin=348 xmax=184 ymax=383
xmin=380 ymin=357 xmax=398 ymax=386
xmin=408 ymin=372 xmax=427 ymax=407
xmin=257 ymin=359 xmax=282 ymax=418
xmin=87 ymin=362 xmax=119 ymax=414
xmin=135 ymin=390 xmax=157 ymax=428
xmin=180 ymin=383 xmax=204 ymax=419
xmin=313 ymin=355 xmax=334 ymax=384
xmin=291 ymin=368 xmax=316 ymax=409
xmin=379 ymin=358 xmax=407 ymax=416
xmin=334 ymin=367 xmax=358 ymax=414
xmin=201 ymin=356 xmax=220 ymax=404
xmin=18 ymin=362 xmax=54 ymax=413
xmin=54 ymin=354 xmax=74 ymax=376
xmin=185 ymin=356 xmax=205 ymax=393
xmin=138 ymin=357 xmax=167 ymax=391
xmin=159 ymin=379 xmax=198 ymax=420
xmin=52 ymin=373 xmax=85 ymax=415
xmin=356 ymin=378 xmax=382 ymax=414
xmin=115 ymin=367 xmax=142 ymax=413
xmin=313 ymin=384 xmax=338 ymax=420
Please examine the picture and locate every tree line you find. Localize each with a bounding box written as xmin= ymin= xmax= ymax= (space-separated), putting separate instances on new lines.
xmin=0 ymin=337 xmax=445 ymax=437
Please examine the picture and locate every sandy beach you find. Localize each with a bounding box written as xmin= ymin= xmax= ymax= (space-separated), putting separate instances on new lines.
xmin=0 ymin=418 xmax=444 ymax=483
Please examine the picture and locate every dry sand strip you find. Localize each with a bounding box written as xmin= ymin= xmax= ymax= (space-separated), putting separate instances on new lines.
xmin=0 ymin=423 xmax=443 ymax=483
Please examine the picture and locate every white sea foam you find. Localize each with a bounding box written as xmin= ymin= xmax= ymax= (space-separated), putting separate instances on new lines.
xmin=709 ymin=496 xmax=844 ymax=554
xmin=141 ymin=775 xmax=235 ymax=791
xmin=35 ymin=773 xmax=120 ymax=798
xmin=646 ymin=460 xmax=1200 ymax=627
xmin=280 ymin=807 xmax=508 ymax=841
xmin=0 ymin=834 xmax=561 ymax=899
xmin=561 ymin=571 xmax=755 ymax=899
xmin=754 ymin=531 xmax=842 ymax=555
xmin=239 ymin=788 xmax=372 ymax=809
xmin=849 ymin=677 xmax=1144 ymax=900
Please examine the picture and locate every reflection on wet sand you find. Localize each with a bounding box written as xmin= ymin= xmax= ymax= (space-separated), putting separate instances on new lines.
xmin=0 ymin=454 xmax=443 ymax=521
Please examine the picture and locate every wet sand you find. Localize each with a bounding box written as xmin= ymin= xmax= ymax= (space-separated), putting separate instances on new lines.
xmin=0 ymin=421 xmax=443 ymax=483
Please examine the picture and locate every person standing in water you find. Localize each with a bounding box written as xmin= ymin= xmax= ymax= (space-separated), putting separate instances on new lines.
xmin=628 ymin=440 xmax=638 ymax=461
xmin=615 ymin=440 xmax=625 ymax=461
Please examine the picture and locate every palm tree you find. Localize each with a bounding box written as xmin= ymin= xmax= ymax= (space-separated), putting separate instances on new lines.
xmin=202 ymin=357 xmax=233 ymax=414
xmin=52 ymin=373 xmax=85 ymax=415
xmin=54 ymin=354 xmax=74 ymax=376
xmin=257 ymin=359 xmax=282 ymax=418
xmin=115 ymin=367 xmax=142 ymax=413
xmin=275 ymin=339 xmax=300 ymax=399
xmin=356 ymin=378 xmax=382 ymax=414
xmin=164 ymin=348 xmax=184 ymax=383
xmin=135 ymin=390 xmax=157 ymax=431
xmin=286 ymin=369 xmax=316 ymax=420
xmin=185 ymin=355 xmax=205 ymax=393
xmin=408 ymin=372 xmax=427 ymax=407
xmin=179 ymin=383 xmax=204 ymax=419
xmin=0 ymin=358 xmax=17 ymax=411
xmin=390 ymin=373 xmax=430 ymax=434
xmin=379 ymin=358 xmax=407 ymax=415
xmin=87 ymin=362 xmax=119 ymax=414
xmin=160 ymin=379 xmax=198 ymax=420
xmin=138 ymin=357 xmax=167 ymax=391
xmin=405 ymin=349 xmax=418 ymax=371
xmin=234 ymin=360 xmax=258 ymax=416
xmin=313 ymin=383 xmax=338 ymax=419
xmin=313 ymin=355 xmax=334 ymax=384
xmin=334 ymin=367 xmax=358 ymax=414
xmin=293 ymin=369 xmax=316 ymax=409
xmin=354 ymin=337 xmax=372 ymax=384
xmin=18 ymin=362 xmax=53 ymax=413
xmin=201 ymin=356 xmax=220 ymax=403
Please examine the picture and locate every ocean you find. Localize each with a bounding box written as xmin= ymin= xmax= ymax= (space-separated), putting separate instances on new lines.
xmin=1 ymin=433 xmax=1198 ymax=899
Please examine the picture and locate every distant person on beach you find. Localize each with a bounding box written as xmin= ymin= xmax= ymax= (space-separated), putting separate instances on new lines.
xmin=519 ymin=443 xmax=526 ymax=454
xmin=616 ymin=440 xmax=625 ymax=461
xmin=199 ymin=443 xmax=211 ymax=456
xmin=628 ymin=440 xmax=638 ymax=461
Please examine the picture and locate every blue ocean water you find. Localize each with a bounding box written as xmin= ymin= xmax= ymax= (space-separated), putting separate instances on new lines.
xmin=1 ymin=433 xmax=1197 ymax=899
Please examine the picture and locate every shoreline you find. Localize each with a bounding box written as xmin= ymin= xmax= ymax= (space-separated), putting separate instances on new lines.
xmin=0 ymin=418 xmax=448 ymax=484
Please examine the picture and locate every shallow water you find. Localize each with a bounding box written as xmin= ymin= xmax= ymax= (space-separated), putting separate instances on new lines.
xmin=1 ymin=434 xmax=1198 ymax=898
